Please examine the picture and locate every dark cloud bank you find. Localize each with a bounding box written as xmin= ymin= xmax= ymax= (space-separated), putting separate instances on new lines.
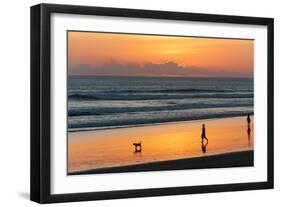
xmin=69 ymin=61 xmax=251 ymax=77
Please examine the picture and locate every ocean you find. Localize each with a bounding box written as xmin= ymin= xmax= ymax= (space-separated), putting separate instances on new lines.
xmin=68 ymin=76 xmax=253 ymax=132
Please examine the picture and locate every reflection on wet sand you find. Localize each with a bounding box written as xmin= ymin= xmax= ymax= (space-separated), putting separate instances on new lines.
xmin=201 ymin=140 xmax=208 ymax=154
xmin=68 ymin=115 xmax=254 ymax=173
xmin=247 ymin=124 xmax=251 ymax=147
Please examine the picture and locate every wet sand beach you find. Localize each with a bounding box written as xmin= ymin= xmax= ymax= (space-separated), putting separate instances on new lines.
xmin=69 ymin=150 xmax=253 ymax=175
xmin=68 ymin=115 xmax=254 ymax=174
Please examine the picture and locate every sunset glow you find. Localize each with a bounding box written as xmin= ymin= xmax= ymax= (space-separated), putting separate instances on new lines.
xmin=67 ymin=31 xmax=254 ymax=174
xmin=68 ymin=31 xmax=254 ymax=77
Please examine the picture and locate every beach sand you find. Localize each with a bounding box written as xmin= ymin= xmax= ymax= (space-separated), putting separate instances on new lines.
xmin=69 ymin=150 xmax=253 ymax=175
xmin=68 ymin=115 xmax=254 ymax=174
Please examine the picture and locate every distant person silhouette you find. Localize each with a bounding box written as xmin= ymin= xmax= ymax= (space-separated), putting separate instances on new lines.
xmin=201 ymin=124 xmax=208 ymax=142
xmin=246 ymin=114 xmax=251 ymax=147
xmin=247 ymin=114 xmax=251 ymax=125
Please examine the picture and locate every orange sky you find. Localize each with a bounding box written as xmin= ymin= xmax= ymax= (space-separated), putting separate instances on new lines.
xmin=68 ymin=31 xmax=254 ymax=77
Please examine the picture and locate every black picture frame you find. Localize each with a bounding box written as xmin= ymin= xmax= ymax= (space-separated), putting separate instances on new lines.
xmin=30 ymin=3 xmax=274 ymax=203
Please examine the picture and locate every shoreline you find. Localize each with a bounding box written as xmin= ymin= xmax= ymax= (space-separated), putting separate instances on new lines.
xmin=69 ymin=150 xmax=254 ymax=175
xmin=68 ymin=115 xmax=254 ymax=174
xmin=68 ymin=113 xmax=254 ymax=133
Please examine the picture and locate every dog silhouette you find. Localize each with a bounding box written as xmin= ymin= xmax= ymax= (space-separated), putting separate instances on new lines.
xmin=133 ymin=141 xmax=142 ymax=152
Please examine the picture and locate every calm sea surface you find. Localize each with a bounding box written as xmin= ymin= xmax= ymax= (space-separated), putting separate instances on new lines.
xmin=68 ymin=76 xmax=253 ymax=131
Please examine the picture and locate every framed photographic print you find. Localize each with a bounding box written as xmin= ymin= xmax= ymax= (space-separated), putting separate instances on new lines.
xmin=30 ymin=3 xmax=274 ymax=203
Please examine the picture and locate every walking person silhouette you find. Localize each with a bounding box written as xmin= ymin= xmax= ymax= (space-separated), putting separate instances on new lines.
xmin=201 ymin=124 xmax=208 ymax=142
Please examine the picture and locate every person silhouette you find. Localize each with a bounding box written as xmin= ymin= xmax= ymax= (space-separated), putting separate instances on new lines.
xmin=247 ymin=114 xmax=251 ymax=125
xmin=201 ymin=124 xmax=208 ymax=142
